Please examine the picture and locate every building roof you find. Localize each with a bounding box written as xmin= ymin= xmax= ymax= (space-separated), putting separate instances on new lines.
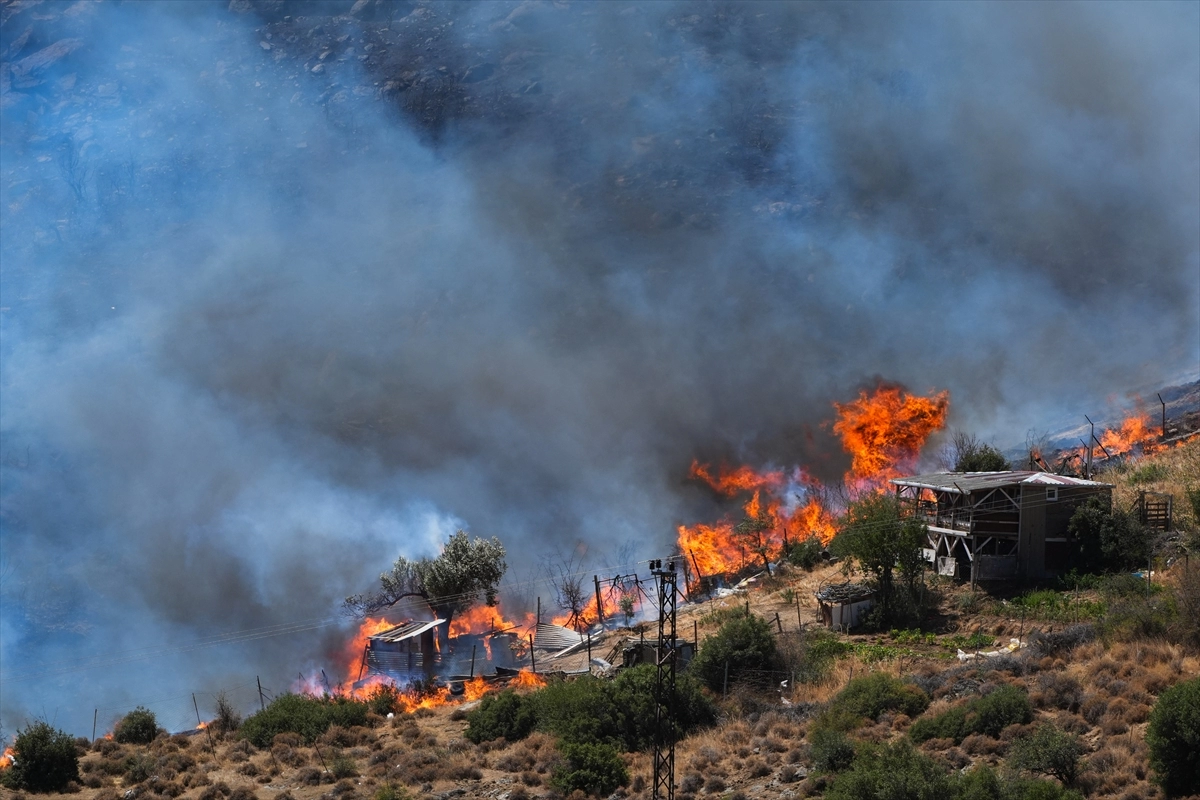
xmin=367 ymin=619 xmax=446 ymax=644
xmin=891 ymin=471 xmax=1113 ymax=494
xmin=534 ymin=621 xmax=587 ymax=652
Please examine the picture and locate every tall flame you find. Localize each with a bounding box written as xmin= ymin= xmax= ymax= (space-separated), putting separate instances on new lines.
xmin=677 ymin=385 xmax=948 ymax=585
xmin=0 ymin=746 xmax=14 ymax=770
xmin=833 ymin=386 xmax=950 ymax=492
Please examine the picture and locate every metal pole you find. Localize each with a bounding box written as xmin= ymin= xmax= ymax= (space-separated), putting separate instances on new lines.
xmin=1158 ymin=393 xmax=1167 ymax=439
xmin=651 ymin=559 xmax=677 ymax=800
xmin=92 ymin=709 xmax=98 ymax=745
xmin=528 ymin=633 xmax=537 ymax=674
xmin=1084 ymin=415 xmax=1095 ymax=478
xmin=193 ymin=693 xmax=214 ymax=753
xmin=470 ymin=644 xmax=477 ymax=678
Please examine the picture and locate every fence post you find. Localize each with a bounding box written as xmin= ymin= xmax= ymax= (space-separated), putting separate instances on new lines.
xmin=529 ymin=633 xmax=537 ymax=674
xmin=723 ymin=660 xmax=729 ymax=698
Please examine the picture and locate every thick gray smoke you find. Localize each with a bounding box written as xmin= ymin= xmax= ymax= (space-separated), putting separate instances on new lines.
xmin=1 ymin=0 xmax=1196 ymax=733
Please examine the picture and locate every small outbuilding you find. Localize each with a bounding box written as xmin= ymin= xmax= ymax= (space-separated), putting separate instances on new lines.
xmin=891 ymin=471 xmax=1113 ymax=582
xmin=815 ymin=582 xmax=876 ymax=631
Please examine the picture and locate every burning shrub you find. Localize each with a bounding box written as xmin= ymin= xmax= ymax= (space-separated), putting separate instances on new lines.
xmin=688 ymin=608 xmax=778 ymax=692
xmin=464 ymin=690 xmax=537 ymax=744
xmin=550 ymin=742 xmax=627 ymax=797
xmin=114 ymin=707 xmax=161 ymax=745
xmin=1147 ymin=676 xmax=1200 ymax=798
xmin=239 ymin=694 xmax=369 ymax=748
xmin=1 ymin=721 xmax=81 ymax=793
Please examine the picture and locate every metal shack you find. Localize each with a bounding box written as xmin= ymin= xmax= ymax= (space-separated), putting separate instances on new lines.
xmin=364 ymin=619 xmax=445 ymax=680
xmin=891 ymin=471 xmax=1113 ymax=582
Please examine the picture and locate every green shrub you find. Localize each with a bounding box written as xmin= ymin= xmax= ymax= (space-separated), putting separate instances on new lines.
xmin=787 ymin=537 xmax=824 ymax=571
xmin=330 ymin=753 xmax=358 ymax=780
xmin=464 ymin=690 xmax=536 ymax=744
xmin=607 ymin=664 xmax=715 ymax=750
xmin=954 ymin=765 xmax=1083 ymax=800
xmin=114 ymin=706 xmax=159 ymax=745
xmin=535 ymin=676 xmax=625 ymax=747
xmin=374 ymin=785 xmax=411 ymax=800
xmin=124 ymin=753 xmax=156 ymax=784
xmin=550 ymin=741 xmax=628 ymax=796
xmin=1129 ymin=462 xmax=1168 ymax=485
xmin=688 ymin=609 xmax=778 ymax=692
xmin=364 ymin=683 xmax=402 ymax=716
xmin=1008 ymin=724 xmax=1082 ymax=786
xmin=968 ymin=684 xmax=1032 ymax=738
xmin=829 ymin=673 xmax=929 ymax=722
xmin=909 ymin=706 xmax=968 ymax=743
xmin=1147 ymin=676 xmax=1200 ymax=798
xmin=824 ymin=740 xmax=951 ymax=799
xmin=1068 ymin=498 xmax=1149 ymax=574
xmin=0 ymin=721 xmax=81 ymax=793
xmin=910 ymin=685 xmax=1032 ymax=745
xmin=810 ymin=728 xmax=857 ymax=773
xmin=239 ymin=694 xmax=370 ymax=747
xmin=213 ymin=691 xmax=242 ymax=734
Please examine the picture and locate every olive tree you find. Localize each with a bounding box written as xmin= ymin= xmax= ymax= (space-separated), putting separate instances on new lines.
xmin=344 ymin=530 xmax=506 ymax=643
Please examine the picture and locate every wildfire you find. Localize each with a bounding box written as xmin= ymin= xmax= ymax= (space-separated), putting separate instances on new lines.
xmin=1 ymin=746 xmax=14 ymax=770
xmin=1099 ymin=410 xmax=1160 ymax=456
xmin=677 ymin=384 xmax=948 ymax=585
xmin=510 ymin=669 xmax=547 ymax=689
xmin=195 ymin=721 xmax=209 ymax=731
xmin=550 ymin=585 xmax=632 ymax=632
xmin=833 ymin=385 xmax=950 ymax=492
xmin=463 ymin=675 xmax=490 ymax=702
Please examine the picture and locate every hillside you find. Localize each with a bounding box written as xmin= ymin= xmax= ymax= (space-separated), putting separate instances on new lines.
xmin=6 ymin=437 xmax=1198 ymax=800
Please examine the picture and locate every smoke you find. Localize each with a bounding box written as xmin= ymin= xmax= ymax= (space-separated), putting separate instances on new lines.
xmin=1 ymin=0 xmax=1196 ymax=732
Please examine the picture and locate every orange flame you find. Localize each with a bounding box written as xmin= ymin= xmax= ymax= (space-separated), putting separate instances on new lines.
xmin=463 ymin=675 xmax=490 ymax=702
xmin=677 ymin=385 xmax=948 ymax=585
xmin=1099 ymin=411 xmax=1160 ymax=456
xmin=0 ymin=747 xmax=14 ymax=770
xmin=510 ymin=670 xmax=547 ymax=689
xmin=195 ymin=721 xmax=209 ymax=731
xmin=833 ymin=386 xmax=949 ymax=492
xmin=550 ymin=585 xmax=632 ymax=632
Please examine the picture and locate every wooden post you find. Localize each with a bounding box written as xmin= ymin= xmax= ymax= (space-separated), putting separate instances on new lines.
xmin=693 ymin=619 xmax=698 ymax=650
xmin=594 ymin=576 xmax=605 ymax=626
xmin=470 ymin=644 xmax=477 ymax=678
xmin=774 ymin=612 xmax=782 ymax=633
xmin=528 ymin=633 xmax=537 ymax=674
xmin=92 ymin=709 xmax=98 ymax=745
xmin=536 ymin=597 xmax=541 ymax=627
xmin=586 ymin=633 xmax=592 ymax=672
xmin=796 ymin=597 xmax=803 ymax=629
xmin=689 ymin=549 xmax=704 ymax=595
xmin=357 ymin=646 xmax=368 ymax=682
xmin=1158 ymin=393 xmax=1167 ymax=439
xmin=723 ymin=660 xmax=729 ymax=698
xmin=193 ymin=693 xmax=214 ymax=753
xmin=258 ymin=675 xmax=266 ymax=711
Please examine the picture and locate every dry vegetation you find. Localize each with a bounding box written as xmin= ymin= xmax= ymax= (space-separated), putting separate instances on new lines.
xmin=8 ymin=440 xmax=1198 ymax=800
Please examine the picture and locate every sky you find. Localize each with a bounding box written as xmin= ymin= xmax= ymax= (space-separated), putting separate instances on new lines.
xmin=1 ymin=0 xmax=1197 ymax=735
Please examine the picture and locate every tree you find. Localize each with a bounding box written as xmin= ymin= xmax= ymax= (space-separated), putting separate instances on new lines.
xmin=943 ymin=431 xmax=1010 ymax=472
xmin=1068 ymin=498 xmax=1148 ymax=574
xmin=1008 ymin=724 xmax=1082 ymax=787
xmin=547 ymin=550 xmax=589 ymax=632
xmin=1147 ymin=677 xmax=1200 ymax=798
xmin=1 ymin=721 xmax=80 ymax=793
xmin=114 ymin=706 xmax=159 ymax=744
xmin=735 ymin=508 xmax=774 ymax=575
xmin=344 ymin=530 xmax=506 ymax=642
xmin=832 ymin=494 xmax=926 ymax=625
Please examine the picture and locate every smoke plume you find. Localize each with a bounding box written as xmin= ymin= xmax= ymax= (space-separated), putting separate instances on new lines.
xmin=1 ymin=0 xmax=1196 ymax=733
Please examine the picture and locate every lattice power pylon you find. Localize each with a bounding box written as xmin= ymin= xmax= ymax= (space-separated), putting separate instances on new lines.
xmin=651 ymin=559 xmax=678 ymax=800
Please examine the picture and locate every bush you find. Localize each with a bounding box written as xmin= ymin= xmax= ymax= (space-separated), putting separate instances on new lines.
xmin=535 ymin=676 xmax=626 ymax=747
xmin=824 ymin=740 xmax=951 ymax=799
xmin=1068 ymin=498 xmax=1149 ymax=574
xmin=954 ymin=765 xmax=1083 ymax=800
xmin=0 ymin=721 xmax=81 ymax=793
xmin=688 ymin=609 xmax=778 ymax=692
xmin=829 ymin=673 xmax=929 ymax=722
xmin=911 ymin=685 xmax=1032 ymax=745
xmin=787 ymin=537 xmax=825 ymax=571
xmin=239 ymin=694 xmax=370 ymax=747
xmin=1147 ymin=676 xmax=1200 ymax=798
xmin=464 ymin=690 xmax=536 ymax=744
xmin=114 ymin=707 xmax=159 ymax=745
xmin=550 ymin=741 xmax=628 ymax=796
xmin=213 ymin=692 xmax=242 ymax=734
xmin=607 ymin=664 xmax=715 ymax=750
xmin=1008 ymin=724 xmax=1082 ymax=786
xmin=810 ymin=728 xmax=857 ymax=773
xmin=968 ymin=684 xmax=1032 ymax=738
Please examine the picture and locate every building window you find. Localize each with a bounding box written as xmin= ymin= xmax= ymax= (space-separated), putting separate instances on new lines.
xmin=1046 ymin=487 xmax=1058 ymax=501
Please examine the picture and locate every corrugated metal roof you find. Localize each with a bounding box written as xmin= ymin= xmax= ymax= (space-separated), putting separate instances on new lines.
xmin=891 ymin=471 xmax=1112 ymax=494
xmin=534 ymin=622 xmax=586 ymax=651
xmin=368 ymin=619 xmax=445 ymax=643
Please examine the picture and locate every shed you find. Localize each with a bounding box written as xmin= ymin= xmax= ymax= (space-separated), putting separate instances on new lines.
xmin=364 ymin=619 xmax=445 ymax=679
xmin=815 ymin=582 xmax=875 ymax=630
xmin=891 ymin=471 xmax=1113 ymax=582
